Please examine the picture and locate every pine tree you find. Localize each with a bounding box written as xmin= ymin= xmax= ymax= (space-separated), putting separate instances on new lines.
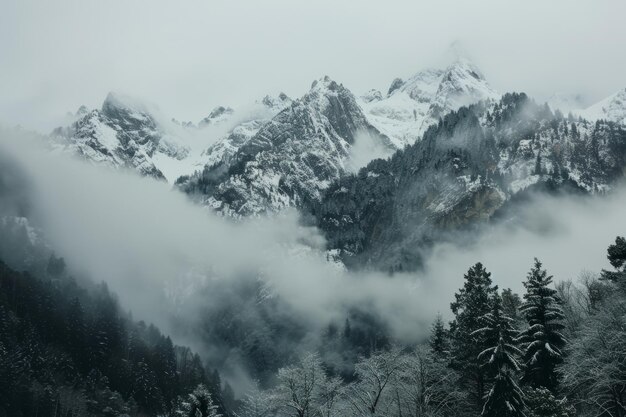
xmin=449 ymin=262 xmax=498 ymax=408
xmin=518 ymin=259 xmax=566 ymax=392
xmin=66 ymin=297 xmax=87 ymax=369
xmin=474 ymin=294 xmax=525 ymax=417
xmin=600 ymin=236 xmax=626 ymax=288
xmin=177 ymin=384 xmax=221 ymax=417
xmin=429 ymin=313 xmax=449 ymax=357
xmin=534 ymin=153 xmax=543 ymax=175
xmin=524 ymin=387 xmax=574 ymax=417
xmin=501 ymin=288 xmax=522 ymax=325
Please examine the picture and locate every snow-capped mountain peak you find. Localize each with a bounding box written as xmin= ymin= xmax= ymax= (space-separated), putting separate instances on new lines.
xmin=428 ymin=57 xmax=499 ymax=119
xmin=260 ymin=92 xmax=292 ymax=111
xmin=390 ymin=67 xmax=443 ymax=102
xmin=361 ymin=89 xmax=383 ymax=103
xmin=50 ymin=92 xmax=189 ymax=181
xmin=198 ymin=106 xmax=235 ymax=127
xmin=304 ymin=76 xmax=346 ymax=109
xmin=580 ymin=88 xmax=626 ymax=125
xmin=361 ymin=56 xmax=499 ymax=148
xmin=178 ymin=75 xmax=391 ymax=216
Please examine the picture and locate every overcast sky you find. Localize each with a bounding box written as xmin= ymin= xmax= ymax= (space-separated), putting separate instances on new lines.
xmin=1 ymin=0 xmax=625 ymax=131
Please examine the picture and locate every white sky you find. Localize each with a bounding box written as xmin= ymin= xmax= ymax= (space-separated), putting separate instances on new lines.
xmin=1 ymin=0 xmax=625 ymax=131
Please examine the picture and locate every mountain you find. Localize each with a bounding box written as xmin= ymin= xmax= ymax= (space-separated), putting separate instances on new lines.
xmin=311 ymin=93 xmax=626 ymax=271
xmin=49 ymin=92 xmax=294 ymax=183
xmin=360 ymin=57 xmax=499 ymax=148
xmin=50 ymin=92 xmax=189 ymax=181
xmin=177 ymin=76 xmax=392 ymax=216
xmin=580 ymin=88 xmax=626 ymax=125
xmin=198 ymin=93 xmax=293 ymax=169
xmin=198 ymin=105 xmax=235 ymax=127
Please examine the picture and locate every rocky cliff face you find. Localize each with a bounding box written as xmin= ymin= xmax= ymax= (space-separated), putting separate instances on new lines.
xmin=49 ymin=92 xmax=295 ymax=183
xmin=178 ymin=76 xmax=392 ymax=216
xmin=312 ymin=93 xmax=626 ymax=271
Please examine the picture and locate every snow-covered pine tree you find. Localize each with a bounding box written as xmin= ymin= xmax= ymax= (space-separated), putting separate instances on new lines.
xmin=449 ymin=262 xmax=498 ymax=408
xmin=474 ymin=294 xmax=525 ymax=417
xmin=501 ymin=288 xmax=522 ymax=325
xmin=176 ymin=384 xmax=221 ymax=417
xmin=524 ymin=387 xmax=574 ymax=417
xmin=600 ymin=236 xmax=626 ymax=289
xmin=518 ymin=258 xmax=566 ymax=392
xmin=429 ymin=313 xmax=449 ymax=357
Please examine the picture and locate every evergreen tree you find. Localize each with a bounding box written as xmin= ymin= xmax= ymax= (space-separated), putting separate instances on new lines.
xmin=524 ymin=387 xmax=574 ymax=417
xmin=474 ymin=294 xmax=525 ymax=417
xmin=176 ymin=384 xmax=221 ymax=417
xmin=518 ymin=259 xmax=566 ymax=392
xmin=46 ymin=254 xmax=66 ymax=277
xmin=65 ymin=297 xmax=87 ymax=369
xmin=156 ymin=335 xmax=178 ymax=406
xmin=449 ymin=262 xmax=498 ymax=408
xmin=534 ymin=153 xmax=543 ymax=175
xmin=501 ymin=288 xmax=522 ymax=325
xmin=600 ymin=236 xmax=626 ymax=288
xmin=429 ymin=313 xmax=449 ymax=357
xmin=570 ymin=123 xmax=579 ymax=139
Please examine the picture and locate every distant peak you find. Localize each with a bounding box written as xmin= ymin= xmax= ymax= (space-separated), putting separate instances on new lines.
xmin=310 ymin=75 xmax=340 ymax=91
xmin=198 ymin=105 xmax=234 ymax=127
xmin=207 ymin=106 xmax=234 ymax=119
xmin=387 ymin=78 xmax=405 ymax=95
xmin=261 ymin=93 xmax=292 ymax=109
xmin=444 ymin=56 xmax=484 ymax=80
xmin=361 ymin=89 xmax=383 ymax=103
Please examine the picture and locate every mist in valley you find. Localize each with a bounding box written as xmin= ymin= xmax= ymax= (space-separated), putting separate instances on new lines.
xmin=1 ymin=128 xmax=625 ymax=394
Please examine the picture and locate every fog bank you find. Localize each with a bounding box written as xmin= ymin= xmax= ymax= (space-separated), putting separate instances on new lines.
xmin=0 ymin=127 xmax=624 ymax=361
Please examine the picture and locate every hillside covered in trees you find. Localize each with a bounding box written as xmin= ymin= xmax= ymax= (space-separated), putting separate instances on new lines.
xmin=230 ymin=236 xmax=626 ymax=417
xmin=0 ymin=257 xmax=235 ymax=417
xmin=312 ymin=93 xmax=626 ymax=271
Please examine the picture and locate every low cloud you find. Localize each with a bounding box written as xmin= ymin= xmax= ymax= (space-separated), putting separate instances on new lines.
xmin=1 ymin=128 xmax=625 ymax=390
xmin=347 ymin=130 xmax=395 ymax=172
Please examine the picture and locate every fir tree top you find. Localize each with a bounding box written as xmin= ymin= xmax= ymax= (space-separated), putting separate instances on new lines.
xmin=474 ymin=295 xmax=522 ymax=375
xmin=518 ymin=258 xmax=566 ymax=392
xmin=473 ymin=294 xmax=526 ymax=417
xmin=451 ymin=262 xmax=497 ymax=322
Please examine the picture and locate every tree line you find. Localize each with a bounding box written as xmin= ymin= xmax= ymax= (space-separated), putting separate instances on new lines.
xmin=0 ymin=257 xmax=233 ymax=417
xmin=235 ymin=236 xmax=626 ymax=417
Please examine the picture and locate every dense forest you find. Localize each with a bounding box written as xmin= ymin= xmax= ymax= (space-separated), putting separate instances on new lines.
xmin=0 ymin=256 xmax=235 ymax=417
xmin=312 ymin=93 xmax=626 ymax=271
xmin=231 ymin=236 xmax=626 ymax=417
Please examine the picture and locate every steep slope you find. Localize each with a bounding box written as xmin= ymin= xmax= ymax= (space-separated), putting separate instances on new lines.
xmin=50 ymin=93 xmax=189 ymax=181
xmin=312 ymin=94 xmax=626 ymax=271
xmin=177 ymin=76 xmax=392 ymax=216
xmin=0 ymin=257 xmax=231 ymax=417
xmin=361 ymin=57 xmax=499 ymax=148
xmin=199 ymin=93 xmax=293 ymax=169
xmin=580 ymin=88 xmax=626 ymax=125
